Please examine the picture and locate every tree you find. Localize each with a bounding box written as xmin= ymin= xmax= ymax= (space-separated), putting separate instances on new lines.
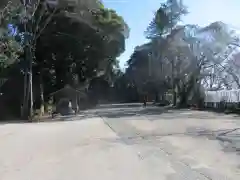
xmin=142 ymin=0 xmax=240 ymax=107
xmin=143 ymin=0 xmax=187 ymax=104
xmin=145 ymin=0 xmax=187 ymax=39
xmin=32 ymin=0 xmax=129 ymax=111
xmin=0 ymin=0 xmax=130 ymax=119
xmin=0 ymin=2 xmax=23 ymax=69
xmin=130 ymin=4 xmax=240 ymax=107
xmin=156 ymin=22 xmax=240 ymax=106
xmin=34 ymin=1 xmax=128 ymax=88
xmin=0 ymin=2 xmax=23 ymax=89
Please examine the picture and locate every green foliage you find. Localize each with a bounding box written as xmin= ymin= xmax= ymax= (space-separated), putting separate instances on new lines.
xmin=146 ymin=7 xmax=169 ymax=38
xmin=0 ymin=2 xmax=23 ymax=69
xmin=0 ymin=35 xmax=23 ymax=67
xmin=32 ymin=2 xmax=128 ymax=92
xmin=97 ymin=0 xmax=105 ymax=9
xmin=125 ymin=0 xmax=189 ymax=103
xmin=92 ymin=7 xmax=125 ymax=32
xmin=0 ymin=0 xmax=131 ymax=120
xmin=145 ymin=0 xmax=187 ymax=39
xmin=0 ymin=2 xmax=25 ymax=26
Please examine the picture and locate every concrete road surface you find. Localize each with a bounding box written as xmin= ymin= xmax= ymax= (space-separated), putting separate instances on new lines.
xmin=0 ymin=104 xmax=240 ymax=180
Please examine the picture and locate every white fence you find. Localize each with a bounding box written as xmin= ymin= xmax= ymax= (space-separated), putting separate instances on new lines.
xmin=205 ymin=90 xmax=240 ymax=103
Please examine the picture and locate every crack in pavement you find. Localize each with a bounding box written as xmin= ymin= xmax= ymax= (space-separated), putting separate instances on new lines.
xmin=100 ymin=116 xmax=217 ymax=180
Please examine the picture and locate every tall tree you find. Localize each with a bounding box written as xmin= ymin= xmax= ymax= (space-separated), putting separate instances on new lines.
xmin=0 ymin=0 xmax=130 ymax=119
xmin=142 ymin=0 xmax=187 ymax=103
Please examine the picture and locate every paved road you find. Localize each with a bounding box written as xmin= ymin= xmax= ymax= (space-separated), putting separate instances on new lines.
xmin=0 ymin=104 xmax=240 ymax=180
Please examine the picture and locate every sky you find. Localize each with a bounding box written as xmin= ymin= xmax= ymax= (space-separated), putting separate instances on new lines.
xmin=102 ymin=0 xmax=240 ymax=70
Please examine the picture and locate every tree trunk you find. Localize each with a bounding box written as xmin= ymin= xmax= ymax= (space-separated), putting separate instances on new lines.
xmin=171 ymin=58 xmax=177 ymax=106
xmin=22 ymin=68 xmax=28 ymax=119
xmin=178 ymin=91 xmax=188 ymax=108
xmin=172 ymin=83 xmax=177 ymax=106
xmin=177 ymin=76 xmax=195 ymax=108
xmin=155 ymin=92 xmax=159 ymax=102
xmin=24 ymin=46 xmax=33 ymax=120
xmin=39 ymin=69 xmax=44 ymax=116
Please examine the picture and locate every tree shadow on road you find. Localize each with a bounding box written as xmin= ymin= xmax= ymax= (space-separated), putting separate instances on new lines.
xmin=0 ymin=113 xmax=99 ymax=125
xmin=95 ymin=106 xmax=175 ymax=119
xmin=94 ymin=106 xmax=219 ymax=120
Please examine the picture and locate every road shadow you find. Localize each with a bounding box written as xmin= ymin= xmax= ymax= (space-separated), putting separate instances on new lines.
xmin=0 ymin=113 xmax=99 ymax=125
xmin=94 ymin=106 xmax=225 ymax=120
xmin=185 ymin=126 xmax=240 ymax=154
xmin=0 ymin=104 xmax=238 ymax=124
xmin=94 ymin=105 xmax=176 ymax=119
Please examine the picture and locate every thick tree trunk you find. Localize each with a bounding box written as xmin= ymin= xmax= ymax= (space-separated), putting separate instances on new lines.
xmin=22 ymin=73 xmax=31 ymax=120
xmin=25 ymin=47 xmax=33 ymax=120
xmin=177 ymin=76 xmax=196 ymax=108
xmin=178 ymin=91 xmax=188 ymax=108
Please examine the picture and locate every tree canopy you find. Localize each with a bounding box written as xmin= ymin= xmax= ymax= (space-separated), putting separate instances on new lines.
xmin=126 ymin=0 xmax=240 ymax=107
xmin=0 ymin=0 xmax=130 ymax=119
xmin=0 ymin=2 xmax=23 ymax=69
